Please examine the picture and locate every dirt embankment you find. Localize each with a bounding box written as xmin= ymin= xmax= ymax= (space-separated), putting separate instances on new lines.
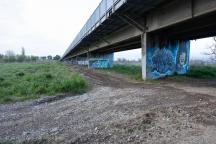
xmin=1 ymin=65 xmax=216 ymax=144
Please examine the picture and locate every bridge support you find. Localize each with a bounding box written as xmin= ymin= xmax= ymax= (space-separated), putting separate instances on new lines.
xmin=89 ymin=53 xmax=114 ymax=69
xmin=68 ymin=53 xmax=114 ymax=69
xmin=142 ymin=34 xmax=190 ymax=80
xmin=141 ymin=33 xmax=147 ymax=80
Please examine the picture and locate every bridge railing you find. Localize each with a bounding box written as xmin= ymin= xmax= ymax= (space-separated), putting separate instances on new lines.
xmin=64 ymin=0 xmax=127 ymax=57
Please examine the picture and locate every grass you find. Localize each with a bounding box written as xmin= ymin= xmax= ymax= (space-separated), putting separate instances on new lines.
xmin=0 ymin=62 xmax=88 ymax=103
xmin=108 ymin=64 xmax=142 ymax=80
xmin=186 ymin=65 xmax=216 ymax=79
xmin=106 ymin=64 xmax=216 ymax=80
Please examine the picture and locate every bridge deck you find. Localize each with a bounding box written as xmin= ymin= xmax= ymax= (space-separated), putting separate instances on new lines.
xmin=62 ymin=0 xmax=166 ymax=59
xmin=63 ymin=0 xmax=216 ymax=60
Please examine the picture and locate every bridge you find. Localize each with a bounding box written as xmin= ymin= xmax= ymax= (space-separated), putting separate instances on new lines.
xmin=62 ymin=0 xmax=216 ymax=80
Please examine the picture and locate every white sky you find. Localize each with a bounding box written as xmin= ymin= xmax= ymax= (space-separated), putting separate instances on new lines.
xmin=0 ymin=0 xmax=214 ymax=60
xmin=115 ymin=38 xmax=214 ymax=61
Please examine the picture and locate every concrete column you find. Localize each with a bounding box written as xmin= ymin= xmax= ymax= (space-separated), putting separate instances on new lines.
xmin=88 ymin=53 xmax=114 ymax=69
xmin=145 ymin=36 xmax=190 ymax=79
xmin=141 ymin=33 xmax=147 ymax=80
xmin=87 ymin=51 xmax=91 ymax=68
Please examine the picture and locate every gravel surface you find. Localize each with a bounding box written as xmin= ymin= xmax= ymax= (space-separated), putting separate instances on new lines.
xmin=1 ymin=66 xmax=216 ymax=144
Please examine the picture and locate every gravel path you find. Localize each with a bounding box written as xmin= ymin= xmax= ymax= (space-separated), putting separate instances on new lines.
xmin=1 ymin=66 xmax=216 ymax=144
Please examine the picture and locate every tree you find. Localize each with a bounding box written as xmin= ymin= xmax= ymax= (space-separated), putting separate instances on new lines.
xmin=205 ymin=37 xmax=216 ymax=61
xmin=0 ymin=54 xmax=4 ymax=62
xmin=17 ymin=47 xmax=26 ymax=62
xmin=53 ymin=55 xmax=61 ymax=60
xmin=30 ymin=56 xmax=39 ymax=62
xmin=40 ymin=56 xmax=47 ymax=61
xmin=4 ymin=50 xmax=16 ymax=62
xmin=47 ymin=55 xmax=53 ymax=60
xmin=21 ymin=47 xmax=25 ymax=56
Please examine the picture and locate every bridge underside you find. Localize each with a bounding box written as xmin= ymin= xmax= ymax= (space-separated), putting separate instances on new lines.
xmin=65 ymin=0 xmax=216 ymax=79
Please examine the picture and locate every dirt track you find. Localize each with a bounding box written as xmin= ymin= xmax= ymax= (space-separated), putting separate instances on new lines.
xmin=1 ymin=65 xmax=216 ymax=144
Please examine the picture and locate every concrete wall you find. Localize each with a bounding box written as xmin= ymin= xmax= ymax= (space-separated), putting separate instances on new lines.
xmin=67 ymin=53 xmax=114 ymax=69
xmin=146 ymin=38 xmax=190 ymax=79
xmin=89 ymin=53 xmax=114 ymax=69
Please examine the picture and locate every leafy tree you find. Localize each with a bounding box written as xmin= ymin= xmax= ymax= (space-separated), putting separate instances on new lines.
xmin=0 ymin=54 xmax=3 ymax=62
xmin=25 ymin=56 xmax=31 ymax=62
xmin=41 ymin=56 xmax=47 ymax=61
xmin=4 ymin=50 xmax=16 ymax=62
xmin=47 ymin=55 xmax=53 ymax=60
xmin=17 ymin=55 xmax=24 ymax=62
xmin=53 ymin=55 xmax=61 ymax=60
xmin=30 ymin=56 xmax=39 ymax=62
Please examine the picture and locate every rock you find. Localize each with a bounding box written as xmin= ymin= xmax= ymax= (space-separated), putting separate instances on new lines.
xmin=95 ymin=127 xmax=98 ymax=131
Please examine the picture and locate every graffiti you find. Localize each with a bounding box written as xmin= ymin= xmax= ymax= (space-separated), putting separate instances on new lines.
xmin=176 ymin=41 xmax=190 ymax=74
xmin=152 ymin=48 xmax=175 ymax=74
xmin=69 ymin=53 xmax=114 ymax=69
xmin=147 ymin=39 xmax=190 ymax=79
xmin=78 ymin=61 xmax=89 ymax=65
xmin=89 ymin=53 xmax=114 ymax=69
xmin=89 ymin=59 xmax=110 ymax=69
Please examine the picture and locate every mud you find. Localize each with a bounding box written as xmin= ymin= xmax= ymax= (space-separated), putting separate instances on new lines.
xmin=0 ymin=65 xmax=216 ymax=144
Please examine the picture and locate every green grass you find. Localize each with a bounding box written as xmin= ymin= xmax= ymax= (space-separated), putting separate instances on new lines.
xmin=106 ymin=64 xmax=216 ymax=80
xmin=187 ymin=65 xmax=216 ymax=79
xmin=0 ymin=62 xmax=88 ymax=103
xmin=108 ymin=64 xmax=142 ymax=80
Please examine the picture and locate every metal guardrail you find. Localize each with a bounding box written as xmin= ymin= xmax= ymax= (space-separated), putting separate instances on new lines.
xmin=64 ymin=0 xmax=127 ymax=58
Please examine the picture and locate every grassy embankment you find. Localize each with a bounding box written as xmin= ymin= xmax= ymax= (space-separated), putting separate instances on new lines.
xmin=0 ymin=62 xmax=88 ymax=103
xmin=108 ymin=64 xmax=216 ymax=80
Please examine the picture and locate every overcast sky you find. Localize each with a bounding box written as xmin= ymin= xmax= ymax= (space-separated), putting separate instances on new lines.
xmin=0 ymin=0 xmax=214 ymax=60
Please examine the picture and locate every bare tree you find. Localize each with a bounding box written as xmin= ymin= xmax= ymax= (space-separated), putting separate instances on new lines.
xmin=205 ymin=37 xmax=216 ymax=61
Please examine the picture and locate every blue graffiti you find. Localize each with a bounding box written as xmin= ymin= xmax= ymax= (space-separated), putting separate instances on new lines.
xmin=147 ymin=40 xmax=190 ymax=79
xmin=89 ymin=59 xmax=110 ymax=69
xmin=89 ymin=53 xmax=114 ymax=69
xmin=176 ymin=41 xmax=190 ymax=74
xmin=152 ymin=48 xmax=175 ymax=74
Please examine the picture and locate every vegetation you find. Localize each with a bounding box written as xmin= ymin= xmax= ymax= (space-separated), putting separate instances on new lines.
xmin=0 ymin=62 xmax=88 ymax=103
xmin=187 ymin=65 xmax=216 ymax=79
xmin=0 ymin=48 xmax=61 ymax=63
xmin=205 ymin=37 xmax=216 ymax=62
xmin=109 ymin=64 xmax=142 ymax=80
xmin=107 ymin=64 xmax=216 ymax=80
xmin=0 ymin=49 xmax=39 ymax=63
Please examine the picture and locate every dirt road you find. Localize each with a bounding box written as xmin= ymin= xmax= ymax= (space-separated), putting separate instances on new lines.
xmin=1 ymin=66 xmax=216 ymax=144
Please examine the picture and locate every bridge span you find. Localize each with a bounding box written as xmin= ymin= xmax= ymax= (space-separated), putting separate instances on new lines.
xmin=62 ymin=0 xmax=216 ymax=80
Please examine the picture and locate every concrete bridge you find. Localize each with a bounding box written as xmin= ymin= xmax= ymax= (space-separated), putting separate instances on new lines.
xmin=62 ymin=0 xmax=216 ymax=80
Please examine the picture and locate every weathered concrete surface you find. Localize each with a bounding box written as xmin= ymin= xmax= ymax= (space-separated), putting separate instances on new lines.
xmin=1 ymin=66 xmax=216 ymax=144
